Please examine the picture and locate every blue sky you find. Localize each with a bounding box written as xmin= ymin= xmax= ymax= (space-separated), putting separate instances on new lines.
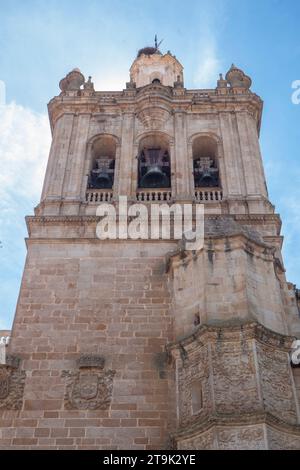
xmin=0 ymin=0 xmax=299 ymax=329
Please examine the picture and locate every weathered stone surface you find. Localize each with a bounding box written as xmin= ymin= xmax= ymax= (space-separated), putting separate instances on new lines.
xmin=1 ymin=47 xmax=300 ymax=450
xmin=267 ymin=426 xmax=300 ymax=450
xmin=62 ymin=368 xmax=115 ymax=410
xmin=170 ymin=323 xmax=300 ymax=449
xmin=0 ymin=365 xmax=25 ymax=410
xmin=257 ymin=343 xmax=298 ymax=424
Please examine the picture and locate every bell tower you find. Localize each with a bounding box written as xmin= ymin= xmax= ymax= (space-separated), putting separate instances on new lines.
xmin=1 ymin=44 xmax=300 ymax=450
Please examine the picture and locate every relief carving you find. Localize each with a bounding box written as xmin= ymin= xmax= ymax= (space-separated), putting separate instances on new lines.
xmin=217 ymin=425 xmax=265 ymax=450
xmin=0 ymin=357 xmax=25 ymax=410
xmin=212 ymin=341 xmax=260 ymax=414
xmin=62 ymin=355 xmax=115 ymax=410
xmin=0 ymin=370 xmax=9 ymax=399
xmin=177 ymin=346 xmax=211 ymax=426
xmin=179 ymin=429 xmax=215 ymax=450
xmin=257 ymin=343 xmax=297 ymax=424
xmin=268 ymin=426 xmax=300 ymax=450
xmin=76 ymin=354 xmax=105 ymax=369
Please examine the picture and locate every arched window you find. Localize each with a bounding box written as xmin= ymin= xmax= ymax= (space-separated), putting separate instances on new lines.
xmin=88 ymin=136 xmax=116 ymax=189
xmin=192 ymin=136 xmax=220 ymax=188
xmin=137 ymin=134 xmax=171 ymax=189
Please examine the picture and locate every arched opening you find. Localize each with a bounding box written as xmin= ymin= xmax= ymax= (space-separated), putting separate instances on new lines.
xmin=192 ymin=136 xmax=220 ymax=188
xmin=88 ymin=135 xmax=116 ymax=189
xmin=152 ymin=78 xmax=161 ymax=84
xmin=137 ymin=134 xmax=171 ymax=189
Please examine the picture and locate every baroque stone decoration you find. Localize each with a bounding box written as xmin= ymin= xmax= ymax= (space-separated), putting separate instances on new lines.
xmin=62 ymin=355 xmax=115 ymax=410
xmin=0 ymin=356 xmax=25 ymax=410
xmin=1 ymin=42 xmax=300 ymax=449
xmin=168 ymin=322 xmax=300 ymax=449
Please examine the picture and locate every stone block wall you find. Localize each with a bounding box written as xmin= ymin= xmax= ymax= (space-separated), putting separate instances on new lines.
xmin=0 ymin=240 xmax=176 ymax=449
xmin=168 ymin=233 xmax=290 ymax=340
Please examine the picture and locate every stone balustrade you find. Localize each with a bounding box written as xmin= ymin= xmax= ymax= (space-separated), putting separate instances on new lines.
xmin=85 ymin=189 xmax=113 ymax=203
xmin=136 ymin=189 xmax=172 ymax=202
xmin=85 ymin=189 xmax=223 ymax=204
xmin=194 ymin=189 xmax=223 ymax=202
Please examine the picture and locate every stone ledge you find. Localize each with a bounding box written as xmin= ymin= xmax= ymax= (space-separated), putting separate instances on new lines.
xmin=172 ymin=410 xmax=300 ymax=444
xmin=26 ymin=213 xmax=281 ymax=225
xmin=166 ymin=320 xmax=296 ymax=353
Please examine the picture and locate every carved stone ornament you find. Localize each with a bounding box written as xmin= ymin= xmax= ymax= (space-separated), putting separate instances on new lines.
xmin=62 ymin=355 xmax=115 ymax=410
xmin=0 ymin=356 xmax=25 ymax=410
xmin=0 ymin=370 xmax=9 ymax=400
xmin=59 ymin=68 xmax=85 ymax=92
xmin=76 ymin=354 xmax=105 ymax=369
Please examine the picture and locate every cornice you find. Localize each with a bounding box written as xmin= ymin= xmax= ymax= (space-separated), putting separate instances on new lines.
xmin=47 ymin=86 xmax=263 ymax=129
xmin=26 ymin=213 xmax=281 ymax=226
xmin=166 ymin=320 xmax=296 ymax=354
xmin=171 ymin=411 xmax=300 ymax=443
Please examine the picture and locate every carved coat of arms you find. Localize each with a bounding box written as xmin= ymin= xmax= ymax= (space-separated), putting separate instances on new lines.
xmin=78 ymin=373 xmax=98 ymax=400
xmin=62 ymin=355 xmax=115 ymax=410
xmin=0 ymin=356 xmax=25 ymax=410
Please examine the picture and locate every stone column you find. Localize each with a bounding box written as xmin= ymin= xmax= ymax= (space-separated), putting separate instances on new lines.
xmin=244 ymin=112 xmax=268 ymax=198
xmin=112 ymin=143 xmax=122 ymax=196
xmin=63 ymin=113 xmax=91 ymax=205
xmin=218 ymin=112 xmax=244 ymax=197
xmin=41 ymin=113 xmax=74 ymax=202
xmin=235 ymin=111 xmax=261 ymax=196
xmin=118 ymin=112 xmax=135 ymax=197
xmin=187 ymin=142 xmax=195 ymax=199
xmin=173 ymin=111 xmax=191 ymax=200
xmin=169 ymin=141 xmax=175 ymax=199
xmin=216 ymin=139 xmax=228 ymax=197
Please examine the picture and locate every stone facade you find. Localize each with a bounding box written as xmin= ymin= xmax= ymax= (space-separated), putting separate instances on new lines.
xmin=1 ymin=47 xmax=300 ymax=449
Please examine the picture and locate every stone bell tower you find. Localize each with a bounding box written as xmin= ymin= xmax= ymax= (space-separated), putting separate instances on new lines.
xmin=1 ymin=44 xmax=300 ymax=450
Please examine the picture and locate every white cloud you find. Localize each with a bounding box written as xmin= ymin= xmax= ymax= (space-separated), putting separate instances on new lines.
xmin=0 ymin=100 xmax=51 ymax=329
xmin=0 ymin=102 xmax=51 ymax=201
xmin=194 ymin=42 xmax=221 ymax=88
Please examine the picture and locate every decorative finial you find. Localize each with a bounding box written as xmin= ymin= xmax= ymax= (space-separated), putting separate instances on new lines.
xmin=59 ymin=68 xmax=85 ymax=92
xmin=225 ymin=64 xmax=252 ymax=90
xmin=217 ymin=73 xmax=227 ymax=89
xmin=84 ymin=76 xmax=94 ymax=91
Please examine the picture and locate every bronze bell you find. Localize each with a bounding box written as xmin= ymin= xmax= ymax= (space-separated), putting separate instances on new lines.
xmin=140 ymin=165 xmax=168 ymax=188
xmin=200 ymin=169 xmax=214 ymax=185
xmin=95 ymin=171 xmax=112 ymax=189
